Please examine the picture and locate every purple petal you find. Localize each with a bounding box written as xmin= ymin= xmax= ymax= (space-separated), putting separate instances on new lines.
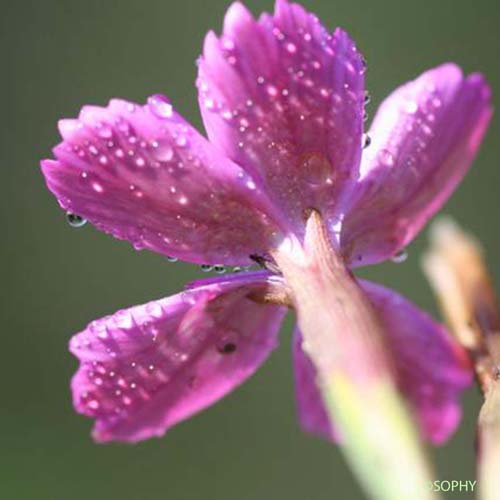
xmin=361 ymin=280 xmax=473 ymax=443
xmin=292 ymin=327 xmax=339 ymax=441
xmin=41 ymin=98 xmax=287 ymax=265
xmin=70 ymin=272 xmax=286 ymax=443
xmin=197 ymin=0 xmax=365 ymax=235
xmin=341 ymin=64 xmax=492 ymax=266
xmin=292 ymin=280 xmax=472 ymax=444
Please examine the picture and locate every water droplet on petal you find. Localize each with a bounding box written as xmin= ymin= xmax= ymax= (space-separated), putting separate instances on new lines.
xmin=92 ymin=182 xmax=104 ymax=193
xmin=301 ymin=152 xmax=333 ymax=186
xmin=148 ymin=94 xmax=173 ymax=119
xmin=378 ymin=149 xmax=395 ymax=167
xmin=166 ymin=256 xmax=178 ymax=263
xmin=201 ymin=264 xmax=213 ymax=273
xmin=97 ymin=123 xmax=113 ymax=139
xmin=266 ymin=85 xmax=278 ymax=97
xmin=404 ymin=101 xmax=418 ymax=114
xmin=431 ymin=97 xmax=442 ymax=108
xmin=176 ymin=136 xmax=188 ymax=147
xmin=87 ymin=399 xmax=100 ymax=410
xmin=391 ymin=249 xmax=408 ymax=263
xmin=66 ymin=212 xmax=87 ymax=228
xmin=362 ymin=133 xmax=371 ymax=149
xmin=154 ymin=144 xmax=174 ymax=162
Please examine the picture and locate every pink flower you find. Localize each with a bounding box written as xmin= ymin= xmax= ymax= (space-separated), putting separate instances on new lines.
xmin=40 ymin=0 xmax=491 ymax=444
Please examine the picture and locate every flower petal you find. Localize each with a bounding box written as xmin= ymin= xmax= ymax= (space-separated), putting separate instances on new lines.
xmin=292 ymin=327 xmax=338 ymax=441
xmin=70 ymin=272 xmax=287 ymax=443
xmin=197 ymin=0 xmax=365 ymax=234
xmin=341 ymin=64 xmax=492 ymax=266
xmin=361 ymin=280 xmax=473 ymax=443
xmin=41 ymin=98 xmax=286 ymax=265
xmin=292 ymin=280 xmax=472 ymax=444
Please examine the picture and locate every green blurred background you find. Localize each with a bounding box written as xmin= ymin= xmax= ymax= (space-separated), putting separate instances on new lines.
xmin=3 ymin=0 xmax=500 ymax=498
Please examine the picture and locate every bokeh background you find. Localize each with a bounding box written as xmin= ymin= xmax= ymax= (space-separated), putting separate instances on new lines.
xmin=3 ymin=0 xmax=500 ymax=498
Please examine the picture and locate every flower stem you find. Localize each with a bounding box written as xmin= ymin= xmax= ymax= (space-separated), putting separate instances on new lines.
xmin=272 ymin=211 xmax=438 ymax=500
xmin=422 ymin=217 xmax=500 ymax=500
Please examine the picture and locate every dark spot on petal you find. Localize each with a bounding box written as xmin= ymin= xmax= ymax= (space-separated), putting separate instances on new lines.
xmin=217 ymin=342 xmax=237 ymax=354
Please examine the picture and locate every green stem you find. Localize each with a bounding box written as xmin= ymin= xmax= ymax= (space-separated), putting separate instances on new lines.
xmin=272 ymin=211 xmax=439 ymax=500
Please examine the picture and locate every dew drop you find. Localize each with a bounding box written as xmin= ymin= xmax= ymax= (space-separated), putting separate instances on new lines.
xmin=364 ymin=90 xmax=371 ymax=105
xmin=154 ymin=144 xmax=174 ymax=162
xmin=404 ymin=101 xmax=418 ymax=114
xmin=148 ymin=94 xmax=173 ymax=119
xmin=378 ymin=149 xmax=395 ymax=167
xmin=87 ymin=399 xmax=100 ymax=410
xmin=204 ymin=97 xmax=215 ymax=110
xmin=201 ymin=264 xmax=213 ymax=273
xmin=267 ymin=85 xmax=278 ymax=97
xmin=391 ymin=249 xmax=408 ymax=263
xmin=166 ymin=255 xmax=178 ymax=263
xmin=176 ymin=136 xmax=188 ymax=147
xmin=214 ymin=265 xmax=226 ymax=274
xmin=362 ymin=133 xmax=371 ymax=149
xmin=66 ymin=212 xmax=87 ymax=228
xmin=431 ymin=97 xmax=442 ymax=108
xmin=92 ymin=182 xmax=104 ymax=193
xmin=97 ymin=123 xmax=113 ymax=139
xmin=360 ymin=55 xmax=367 ymax=74
xmin=301 ymin=152 xmax=332 ymax=186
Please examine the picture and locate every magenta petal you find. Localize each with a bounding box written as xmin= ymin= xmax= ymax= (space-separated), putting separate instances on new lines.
xmin=292 ymin=327 xmax=338 ymax=441
xmin=342 ymin=64 xmax=492 ymax=266
xmin=41 ymin=98 xmax=286 ymax=265
xmin=292 ymin=280 xmax=472 ymax=445
xmin=197 ymin=0 xmax=365 ymax=234
xmin=70 ymin=272 xmax=286 ymax=443
xmin=361 ymin=280 xmax=472 ymax=444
